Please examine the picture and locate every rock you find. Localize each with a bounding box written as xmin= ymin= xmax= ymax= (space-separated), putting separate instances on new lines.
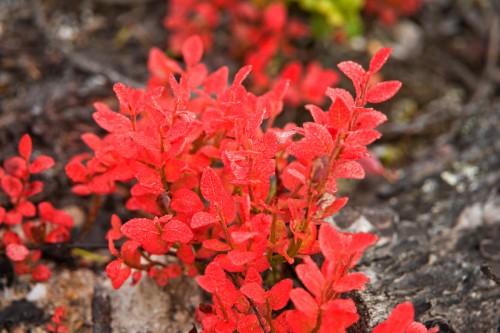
xmin=26 ymin=283 xmax=47 ymax=302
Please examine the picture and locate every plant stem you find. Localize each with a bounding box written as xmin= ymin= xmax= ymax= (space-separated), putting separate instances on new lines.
xmin=226 ymin=272 xmax=270 ymax=333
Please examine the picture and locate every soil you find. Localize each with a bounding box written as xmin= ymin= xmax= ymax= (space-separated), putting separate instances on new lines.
xmin=1 ymin=0 xmax=499 ymax=332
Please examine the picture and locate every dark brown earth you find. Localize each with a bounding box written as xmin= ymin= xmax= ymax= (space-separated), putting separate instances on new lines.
xmin=1 ymin=0 xmax=499 ymax=332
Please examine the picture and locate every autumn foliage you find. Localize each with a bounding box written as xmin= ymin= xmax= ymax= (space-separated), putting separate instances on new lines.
xmin=64 ymin=33 xmax=436 ymax=332
xmin=0 ymin=134 xmax=73 ymax=282
xmin=0 ymin=2 xmax=435 ymax=329
xmin=164 ymin=0 xmax=338 ymax=106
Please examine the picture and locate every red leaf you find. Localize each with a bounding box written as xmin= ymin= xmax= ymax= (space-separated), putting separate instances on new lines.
xmin=366 ymin=81 xmax=402 ymax=104
xmin=25 ymin=180 xmax=43 ymax=197
xmin=306 ymin=104 xmax=327 ymax=124
xmin=38 ymin=201 xmax=55 ymax=220
xmin=354 ymin=110 xmax=387 ymax=130
xmin=162 ymin=219 xmax=193 ymax=243
xmin=93 ymin=102 xmax=131 ymax=133
xmin=191 ymin=212 xmax=219 ymax=229
xmin=1 ymin=175 xmax=23 ymax=198
xmin=182 ymin=35 xmax=204 ymax=66
xmin=120 ymin=240 xmax=141 ymax=267
xmin=148 ymin=47 xmax=182 ymax=81
xmin=233 ymin=65 xmax=252 ymax=86
xmin=4 ymin=210 xmax=22 ymax=225
xmin=349 ymin=232 xmax=379 ymax=254
xmin=4 ymin=156 xmax=27 ymax=178
xmin=319 ymin=299 xmax=359 ymax=332
xmin=163 ymin=159 xmax=186 ymax=183
xmin=237 ymin=315 xmax=262 ymax=333
xmin=202 ymin=239 xmax=231 ymax=252
xmin=319 ymin=224 xmax=377 ymax=265
xmin=267 ymin=278 xmax=293 ymax=310
xmin=318 ymin=224 xmax=343 ymax=262
xmin=333 ymin=272 xmax=370 ymax=292
xmin=332 ymin=161 xmax=365 ymax=179
xmin=17 ymin=201 xmax=36 ymax=217
xmin=106 ymin=259 xmax=131 ymax=289
xmin=345 ymin=129 xmax=382 ymax=146
xmin=302 ymin=61 xmax=339 ymax=104
xmin=337 ymin=61 xmax=366 ymax=96
xmin=65 ymin=160 xmax=87 ymax=183
xmin=289 ymin=288 xmax=318 ymax=318
xmin=319 ymin=196 xmax=349 ymax=217
xmin=230 ymin=231 xmax=258 ymax=244
xmin=369 ymin=47 xmax=392 ymax=74
xmin=327 ymin=96 xmax=352 ymax=131
xmin=113 ymin=83 xmax=135 ymax=114
xmin=244 ymin=268 xmax=262 ymax=286
xmin=407 ymin=322 xmax=440 ymax=333
xmin=286 ymin=310 xmax=315 ymax=333
xmin=72 ymin=185 xmax=91 ymax=196
xmin=6 ymin=243 xmax=29 ymax=261
xmin=200 ymin=167 xmax=224 ymax=202
xmin=29 ymin=156 xmax=55 ymax=174
xmin=295 ymin=257 xmax=324 ymax=299
xmin=107 ymin=215 xmax=122 ymax=256
xmin=287 ymin=123 xmax=333 ymax=160
xmin=31 ymin=264 xmax=51 ymax=282
xmin=50 ymin=208 xmax=74 ymax=227
xmin=177 ymin=244 xmax=195 ymax=264
xmin=187 ymin=63 xmax=208 ymax=88
xmin=339 ymin=145 xmax=369 ymax=161
xmin=18 ymin=134 xmax=32 ymax=160
xmin=121 ymin=218 xmax=169 ymax=254
xmin=240 ymin=282 xmax=266 ymax=304
xmin=371 ymin=302 xmax=415 ymax=333
xmin=282 ymin=161 xmax=307 ymax=192
xmin=1 ymin=230 xmax=20 ymax=245
xmin=81 ymin=133 xmax=101 ymax=151
xmin=170 ymin=189 xmax=204 ymax=216
xmin=45 ymin=226 xmax=70 ymax=243
xmin=326 ymin=87 xmax=355 ymax=107
xmin=264 ymin=3 xmax=286 ymax=31
xmin=135 ymin=166 xmax=163 ymax=193
xmin=200 ymin=167 xmax=235 ymax=222
xmin=196 ymin=262 xmax=228 ymax=293
xmin=227 ymin=250 xmax=256 ymax=266
xmin=204 ymin=66 xmax=228 ymax=95
xmin=129 ymin=131 xmax=161 ymax=152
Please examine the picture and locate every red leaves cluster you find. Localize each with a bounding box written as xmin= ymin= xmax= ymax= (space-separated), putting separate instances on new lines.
xmin=46 ymin=306 xmax=68 ymax=333
xmin=365 ymin=0 xmax=423 ymax=25
xmin=0 ymin=134 xmax=73 ymax=282
xmin=287 ymin=224 xmax=377 ymax=332
xmin=64 ymin=34 xmax=437 ymax=332
xmin=164 ymin=0 xmax=336 ymax=107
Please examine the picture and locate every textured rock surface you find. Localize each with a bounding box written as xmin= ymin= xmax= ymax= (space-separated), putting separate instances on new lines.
xmin=338 ymin=102 xmax=500 ymax=332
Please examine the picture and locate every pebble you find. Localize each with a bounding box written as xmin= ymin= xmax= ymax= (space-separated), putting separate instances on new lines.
xmin=26 ymin=283 xmax=47 ymax=302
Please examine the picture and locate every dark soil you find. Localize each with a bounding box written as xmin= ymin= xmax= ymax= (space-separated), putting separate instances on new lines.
xmin=1 ymin=0 xmax=499 ymax=332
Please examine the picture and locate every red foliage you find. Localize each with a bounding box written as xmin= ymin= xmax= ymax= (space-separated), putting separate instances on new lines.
xmin=163 ymin=0 xmax=336 ymax=107
xmin=46 ymin=306 xmax=68 ymax=333
xmin=0 ymin=134 xmax=73 ymax=282
xmin=58 ymin=34 xmax=439 ymax=332
xmin=365 ymin=0 xmax=423 ymax=25
xmin=372 ymin=302 xmax=439 ymax=333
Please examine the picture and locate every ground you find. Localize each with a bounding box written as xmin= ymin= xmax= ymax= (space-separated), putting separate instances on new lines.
xmin=0 ymin=0 xmax=499 ymax=332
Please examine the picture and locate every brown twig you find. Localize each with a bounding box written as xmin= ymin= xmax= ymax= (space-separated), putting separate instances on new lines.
xmin=480 ymin=264 xmax=500 ymax=286
xmin=225 ymin=271 xmax=270 ymax=333
xmin=78 ymin=194 xmax=103 ymax=239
